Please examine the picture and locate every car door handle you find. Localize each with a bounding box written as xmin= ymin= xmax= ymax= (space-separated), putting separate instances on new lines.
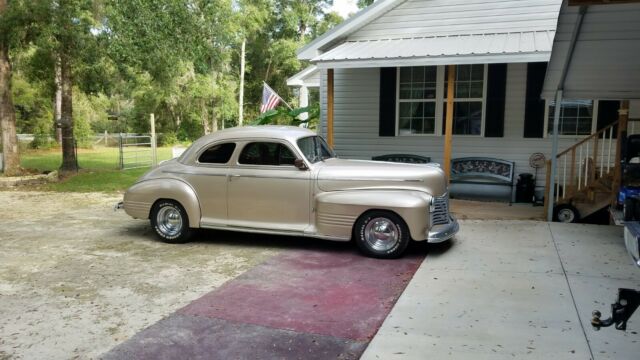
xmin=229 ymin=174 xmax=241 ymax=181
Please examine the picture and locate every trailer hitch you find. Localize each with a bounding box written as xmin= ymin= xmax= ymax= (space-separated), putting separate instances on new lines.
xmin=591 ymin=288 xmax=640 ymax=331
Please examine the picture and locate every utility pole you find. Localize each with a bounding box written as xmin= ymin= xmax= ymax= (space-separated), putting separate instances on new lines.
xmin=238 ymin=39 xmax=246 ymax=126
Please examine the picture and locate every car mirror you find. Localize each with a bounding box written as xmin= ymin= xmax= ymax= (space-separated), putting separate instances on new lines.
xmin=294 ymin=158 xmax=308 ymax=170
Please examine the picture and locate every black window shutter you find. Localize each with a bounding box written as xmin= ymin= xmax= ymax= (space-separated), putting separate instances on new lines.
xmin=597 ymin=100 xmax=620 ymax=131
xmin=379 ymin=67 xmax=397 ymax=137
xmin=485 ymin=63 xmax=508 ymax=137
xmin=523 ymin=62 xmax=548 ymax=138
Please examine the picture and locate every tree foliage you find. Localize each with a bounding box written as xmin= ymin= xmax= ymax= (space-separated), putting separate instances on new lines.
xmin=1 ymin=0 xmax=347 ymax=174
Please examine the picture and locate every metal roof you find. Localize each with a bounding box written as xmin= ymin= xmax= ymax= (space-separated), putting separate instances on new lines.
xmin=311 ymin=30 xmax=556 ymax=68
xmin=286 ymin=66 xmax=320 ymax=88
xmin=542 ymin=1 xmax=640 ymax=99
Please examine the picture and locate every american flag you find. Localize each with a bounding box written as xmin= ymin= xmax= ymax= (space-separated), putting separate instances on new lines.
xmin=260 ymin=83 xmax=281 ymax=113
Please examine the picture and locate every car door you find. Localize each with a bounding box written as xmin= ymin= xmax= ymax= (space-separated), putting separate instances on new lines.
xmin=226 ymin=140 xmax=311 ymax=232
xmin=181 ymin=142 xmax=235 ymax=225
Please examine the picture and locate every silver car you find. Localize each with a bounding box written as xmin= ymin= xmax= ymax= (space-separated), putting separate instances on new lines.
xmin=120 ymin=126 xmax=458 ymax=258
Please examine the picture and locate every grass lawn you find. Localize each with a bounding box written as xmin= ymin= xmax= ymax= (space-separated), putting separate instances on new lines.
xmin=19 ymin=147 xmax=175 ymax=192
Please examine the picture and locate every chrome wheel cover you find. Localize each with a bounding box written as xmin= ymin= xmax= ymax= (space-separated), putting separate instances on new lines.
xmin=156 ymin=206 xmax=183 ymax=237
xmin=557 ymin=208 xmax=575 ymax=223
xmin=364 ymin=217 xmax=399 ymax=252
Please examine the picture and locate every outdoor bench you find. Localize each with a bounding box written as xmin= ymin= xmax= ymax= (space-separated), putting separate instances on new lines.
xmin=372 ymin=154 xmax=431 ymax=164
xmin=449 ymin=157 xmax=515 ymax=202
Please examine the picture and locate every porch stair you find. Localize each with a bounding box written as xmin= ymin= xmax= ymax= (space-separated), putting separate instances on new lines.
xmin=544 ymin=120 xmax=622 ymax=221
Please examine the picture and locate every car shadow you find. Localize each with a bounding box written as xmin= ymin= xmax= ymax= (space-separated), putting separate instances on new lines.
xmin=123 ymin=222 xmax=454 ymax=258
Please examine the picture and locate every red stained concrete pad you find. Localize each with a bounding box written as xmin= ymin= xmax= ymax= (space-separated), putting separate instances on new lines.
xmin=179 ymin=249 xmax=424 ymax=341
xmin=103 ymin=314 xmax=367 ymax=360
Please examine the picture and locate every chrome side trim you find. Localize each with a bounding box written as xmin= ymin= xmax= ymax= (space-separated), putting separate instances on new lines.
xmin=162 ymin=170 xmax=227 ymax=177
xmin=317 ymin=177 xmax=423 ymax=182
xmin=199 ymin=223 xmax=350 ymax=242
xmin=226 ymin=174 xmax=308 ymax=180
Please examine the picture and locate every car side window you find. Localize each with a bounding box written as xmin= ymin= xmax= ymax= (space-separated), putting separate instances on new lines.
xmin=198 ymin=143 xmax=236 ymax=164
xmin=239 ymin=142 xmax=296 ymax=166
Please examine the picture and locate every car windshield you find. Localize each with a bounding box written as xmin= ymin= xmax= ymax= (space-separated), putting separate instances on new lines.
xmin=297 ymin=136 xmax=336 ymax=163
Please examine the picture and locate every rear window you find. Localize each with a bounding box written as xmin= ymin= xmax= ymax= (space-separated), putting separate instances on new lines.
xmin=198 ymin=143 xmax=236 ymax=164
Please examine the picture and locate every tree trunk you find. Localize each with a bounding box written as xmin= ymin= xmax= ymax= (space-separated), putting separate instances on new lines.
xmin=59 ymin=52 xmax=77 ymax=173
xmin=211 ymin=101 xmax=218 ymax=133
xmin=54 ymin=57 xmax=62 ymax=143
xmin=238 ymin=39 xmax=246 ymax=126
xmin=0 ymin=0 xmax=20 ymax=176
xmin=201 ymin=99 xmax=210 ymax=135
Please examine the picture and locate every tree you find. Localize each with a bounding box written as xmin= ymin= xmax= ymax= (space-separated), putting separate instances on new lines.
xmin=0 ymin=0 xmax=19 ymax=175
xmin=357 ymin=0 xmax=375 ymax=9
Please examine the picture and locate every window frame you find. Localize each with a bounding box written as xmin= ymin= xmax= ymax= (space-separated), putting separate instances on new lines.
xmin=543 ymin=99 xmax=600 ymax=138
xmin=195 ymin=141 xmax=237 ymax=166
xmin=235 ymin=140 xmax=299 ymax=168
xmin=395 ymin=64 xmax=488 ymax=137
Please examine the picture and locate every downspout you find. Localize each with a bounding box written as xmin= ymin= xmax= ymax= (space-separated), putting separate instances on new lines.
xmin=547 ymin=5 xmax=588 ymax=222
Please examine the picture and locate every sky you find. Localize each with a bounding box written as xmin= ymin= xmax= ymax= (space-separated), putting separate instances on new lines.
xmin=331 ymin=0 xmax=359 ymax=18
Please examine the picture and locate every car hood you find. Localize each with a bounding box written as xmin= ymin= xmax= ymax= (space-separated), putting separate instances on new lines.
xmin=316 ymin=158 xmax=447 ymax=196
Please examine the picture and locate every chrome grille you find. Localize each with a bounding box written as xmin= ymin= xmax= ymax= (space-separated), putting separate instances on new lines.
xmin=431 ymin=193 xmax=450 ymax=225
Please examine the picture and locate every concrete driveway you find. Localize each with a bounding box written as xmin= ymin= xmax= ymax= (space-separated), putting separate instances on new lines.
xmin=2 ymin=191 xmax=638 ymax=359
xmin=0 ymin=191 xmax=280 ymax=359
xmin=362 ymin=220 xmax=640 ymax=359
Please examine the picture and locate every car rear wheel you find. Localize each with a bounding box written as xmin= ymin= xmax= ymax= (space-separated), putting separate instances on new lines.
xmin=354 ymin=211 xmax=410 ymax=259
xmin=150 ymin=200 xmax=193 ymax=243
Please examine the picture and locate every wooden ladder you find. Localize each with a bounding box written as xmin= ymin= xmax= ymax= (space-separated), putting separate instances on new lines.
xmin=543 ymin=120 xmax=622 ymax=220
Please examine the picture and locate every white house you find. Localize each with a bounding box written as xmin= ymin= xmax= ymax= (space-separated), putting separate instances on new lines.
xmin=290 ymin=0 xmax=640 ymax=221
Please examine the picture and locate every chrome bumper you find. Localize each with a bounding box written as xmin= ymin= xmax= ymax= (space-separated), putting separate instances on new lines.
xmin=427 ymin=215 xmax=459 ymax=243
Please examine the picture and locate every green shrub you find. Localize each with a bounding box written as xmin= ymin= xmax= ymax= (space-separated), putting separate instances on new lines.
xmin=158 ymin=132 xmax=178 ymax=146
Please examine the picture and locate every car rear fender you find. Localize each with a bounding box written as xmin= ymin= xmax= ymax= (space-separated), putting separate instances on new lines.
xmin=124 ymin=178 xmax=201 ymax=228
xmin=314 ymin=190 xmax=432 ymax=241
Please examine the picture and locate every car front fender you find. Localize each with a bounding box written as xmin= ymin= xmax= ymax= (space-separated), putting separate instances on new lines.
xmin=123 ymin=178 xmax=201 ymax=228
xmin=314 ymin=190 xmax=432 ymax=241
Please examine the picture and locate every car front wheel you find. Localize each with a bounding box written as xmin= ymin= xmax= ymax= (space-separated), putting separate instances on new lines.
xmin=354 ymin=211 xmax=410 ymax=259
xmin=150 ymin=200 xmax=193 ymax=243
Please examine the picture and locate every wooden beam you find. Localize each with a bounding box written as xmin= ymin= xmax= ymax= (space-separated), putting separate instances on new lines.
xmin=612 ymin=100 xmax=630 ymax=205
xmin=443 ymin=65 xmax=455 ymax=182
xmin=327 ymin=69 xmax=334 ymax=147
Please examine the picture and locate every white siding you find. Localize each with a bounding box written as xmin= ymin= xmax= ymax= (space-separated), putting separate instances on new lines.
xmin=542 ymin=2 xmax=640 ymax=99
xmin=320 ymin=63 xmax=587 ymax=195
xmin=350 ymin=0 xmax=562 ymax=41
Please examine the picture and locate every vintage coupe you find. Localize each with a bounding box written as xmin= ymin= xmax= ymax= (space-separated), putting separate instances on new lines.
xmin=120 ymin=126 xmax=458 ymax=258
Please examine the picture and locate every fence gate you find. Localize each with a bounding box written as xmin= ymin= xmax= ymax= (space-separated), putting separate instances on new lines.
xmin=118 ymin=134 xmax=156 ymax=170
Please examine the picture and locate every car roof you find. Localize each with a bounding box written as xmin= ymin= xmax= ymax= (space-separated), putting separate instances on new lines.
xmin=199 ymin=125 xmax=316 ymax=143
xmin=178 ymin=126 xmax=317 ymax=164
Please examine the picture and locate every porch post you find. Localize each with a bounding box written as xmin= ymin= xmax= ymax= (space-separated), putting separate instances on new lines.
xmin=443 ymin=65 xmax=455 ymax=182
xmin=546 ymin=90 xmax=563 ymax=222
xmin=299 ymin=85 xmax=309 ymax=121
xmin=327 ymin=69 xmax=334 ymax=147
xmin=612 ymin=100 xmax=630 ymax=204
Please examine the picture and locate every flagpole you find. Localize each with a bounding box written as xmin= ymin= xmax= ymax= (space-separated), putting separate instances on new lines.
xmin=264 ymin=82 xmax=293 ymax=110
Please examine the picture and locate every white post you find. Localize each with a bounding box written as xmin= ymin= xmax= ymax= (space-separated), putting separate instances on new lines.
xmin=150 ymin=113 xmax=157 ymax=167
xmin=238 ymin=39 xmax=246 ymax=126
xmin=547 ymin=90 xmax=563 ymax=222
xmin=299 ymin=85 xmax=309 ymax=127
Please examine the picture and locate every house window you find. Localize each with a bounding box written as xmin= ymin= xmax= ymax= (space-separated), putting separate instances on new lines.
xmin=443 ymin=64 xmax=485 ymax=136
xmin=395 ymin=65 xmax=486 ymax=136
xmin=546 ymin=100 xmax=595 ymax=136
xmin=397 ymin=66 xmax=438 ymax=135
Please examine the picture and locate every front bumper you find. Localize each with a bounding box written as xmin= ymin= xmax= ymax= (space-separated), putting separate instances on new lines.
xmin=427 ymin=215 xmax=459 ymax=243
